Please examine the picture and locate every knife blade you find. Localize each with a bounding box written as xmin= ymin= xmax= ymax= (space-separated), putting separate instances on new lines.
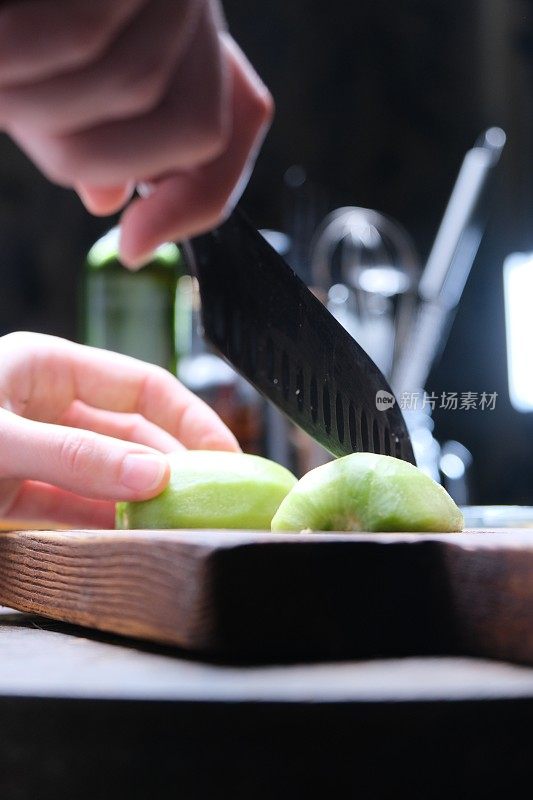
xmin=182 ymin=207 xmax=415 ymax=464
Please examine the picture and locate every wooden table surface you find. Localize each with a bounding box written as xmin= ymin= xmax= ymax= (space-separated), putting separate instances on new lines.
xmin=1 ymin=607 xmax=533 ymax=799
xmin=2 ymin=606 xmax=533 ymax=702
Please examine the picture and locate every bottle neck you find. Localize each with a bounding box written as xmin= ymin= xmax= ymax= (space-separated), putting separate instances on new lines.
xmin=86 ymin=226 xmax=182 ymax=273
xmin=84 ymin=228 xmax=183 ymax=373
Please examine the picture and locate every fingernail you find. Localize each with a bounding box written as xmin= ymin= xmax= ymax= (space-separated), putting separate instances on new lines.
xmin=120 ymin=454 xmax=168 ymax=493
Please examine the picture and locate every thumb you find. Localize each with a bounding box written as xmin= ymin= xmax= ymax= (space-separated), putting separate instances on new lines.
xmin=76 ymin=181 xmax=134 ymax=216
xmin=0 ymin=409 xmax=170 ymax=501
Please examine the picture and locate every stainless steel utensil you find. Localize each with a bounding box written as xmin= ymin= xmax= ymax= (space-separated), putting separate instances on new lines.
xmin=309 ymin=206 xmax=420 ymax=378
xmin=392 ymin=127 xmax=506 ymax=395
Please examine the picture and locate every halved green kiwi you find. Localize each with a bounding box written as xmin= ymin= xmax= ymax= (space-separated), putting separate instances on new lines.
xmin=116 ymin=450 xmax=297 ymax=530
xmin=271 ymin=452 xmax=463 ymax=533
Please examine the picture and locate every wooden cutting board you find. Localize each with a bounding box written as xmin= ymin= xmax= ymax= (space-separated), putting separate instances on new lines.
xmin=0 ymin=528 xmax=532 ymax=662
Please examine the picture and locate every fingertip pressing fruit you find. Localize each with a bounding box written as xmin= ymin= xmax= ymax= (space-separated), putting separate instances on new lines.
xmin=116 ymin=450 xmax=297 ymax=530
xmin=271 ymin=452 xmax=464 ymax=533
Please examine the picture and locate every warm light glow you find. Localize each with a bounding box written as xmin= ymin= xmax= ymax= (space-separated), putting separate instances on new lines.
xmin=504 ymin=253 xmax=533 ymax=411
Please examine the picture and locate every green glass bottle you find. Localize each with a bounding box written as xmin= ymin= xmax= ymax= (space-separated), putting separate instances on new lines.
xmin=175 ymin=274 xmax=265 ymax=455
xmin=84 ymin=227 xmax=183 ymax=373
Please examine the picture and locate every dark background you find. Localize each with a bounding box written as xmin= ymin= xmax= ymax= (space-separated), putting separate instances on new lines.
xmin=1 ymin=0 xmax=533 ymax=503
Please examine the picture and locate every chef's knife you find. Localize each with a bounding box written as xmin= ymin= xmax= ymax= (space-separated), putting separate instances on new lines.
xmin=182 ymin=207 xmax=415 ymax=464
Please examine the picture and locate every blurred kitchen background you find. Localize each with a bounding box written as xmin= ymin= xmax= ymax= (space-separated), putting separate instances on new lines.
xmin=1 ymin=0 xmax=533 ymax=504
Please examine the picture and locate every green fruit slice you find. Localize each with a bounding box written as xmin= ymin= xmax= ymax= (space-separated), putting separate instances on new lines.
xmin=271 ymin=452 xmax=463 ymax=533
xmin=116 ymin=450 xmax=297 ymax=530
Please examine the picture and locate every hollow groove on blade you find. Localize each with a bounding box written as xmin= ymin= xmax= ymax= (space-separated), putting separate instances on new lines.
xmin=183 ymin=208 xmax=415 ymax=464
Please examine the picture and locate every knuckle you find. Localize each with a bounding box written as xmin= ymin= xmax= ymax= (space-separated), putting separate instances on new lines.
xmin=117 ymin=59 xmax=169 ymax=116
xmin=0 ymin=332 xmax=41 ymax=414
xmin=126 ymin=413 xmax=145 ymax=440
xmin=148 ymin=364 xmax=173 ymax=387
xmin=137 ymin=366 xmax=173 ymax=413
xmin=261 ymin=90 xmax=275 ymax=124
xmin=0 ymin=330 xmax=41 ymax=361
xmin=249 ymin=85 xmax=274 ymax=129
xmin=64 ymin=13 xmax=111 ymax=66
xmin=58 ymin=434 xmax=93 ymax=475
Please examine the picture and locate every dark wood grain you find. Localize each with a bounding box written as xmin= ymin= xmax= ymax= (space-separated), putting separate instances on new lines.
xmin=0 ymin=530 xmax=219 ymax=650
xmin=1 ymin=528 xmax=533 ymax=661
